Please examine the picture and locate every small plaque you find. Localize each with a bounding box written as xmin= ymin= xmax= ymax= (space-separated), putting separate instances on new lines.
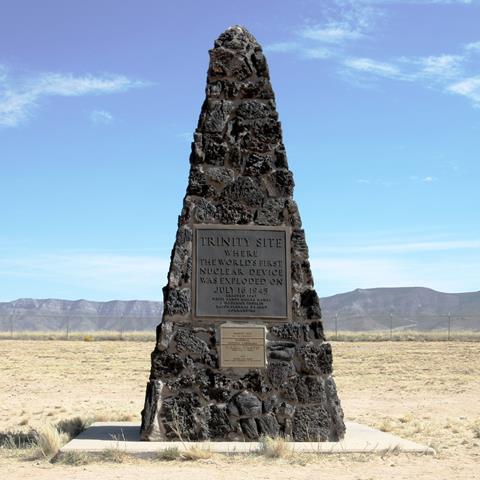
xmin=194 ymin=226 xmax=290 ymax=319
xmin=219 ymin=323 xmax=266 ymax=368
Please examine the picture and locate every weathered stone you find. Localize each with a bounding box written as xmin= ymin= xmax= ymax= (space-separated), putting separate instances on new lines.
xmin=217 ymin=199 xmax=253 ymax=224
xmin=295 ymin=376 xmax=327 ymax=404
xmin=205 ymin=166 xmax=235 ymax=184
xmin=163 ymin=287 xmax=190 ymax=316
xmin=240 ymin=418 xmax=259 ymax=439
xmin=297 ymin=343 xmax=333 ymax=375
xmin=140 ymin=25 xmax=344 ymax=443
xmin=163 ymin=392 xmax=209 ymax=440
xmin=151 ymin=350 xmax=185 ymax=377
xmin=271 ymin=323 xmax=309 ymax=342
xmin=221 ymin=176 xmax=263 ymax=207
xmin=203 ymin=100 xmax=234 ymax=133
xmin=267 ymin=360 xmax=296 ymax=388
xmin=193 ymin=198 xmax=217 ymax=223
xmin=274 ymin=169 xmax=295 ymax=196
xmin=174 ymin=328 xmax=208 ymax=354
xmin=244 ymin=153 xmax=272 ymax=177
xmin=187 ymin=168 xmax=215 ymax=197
xmin=203 ymin=138 xmax=227 ymax=166
xmin=300 ymin=289 xmax=322 ymax=319
xmin=235 ymin=391 xmax=262 ymax=417
xmin=140 ymin=380 xmax=164 ymax=440
xmin=208 ymin=405 xmax=233 ymax=438
xmin=237 ymin=100 xmax=275 ymax=120
xmin=293 ymin=406 xmax=330 ymax=441
xmin=256 ymin=414 xmax=280 ymax=437
xmin=255 ymin=198 xmax=284 ymax=225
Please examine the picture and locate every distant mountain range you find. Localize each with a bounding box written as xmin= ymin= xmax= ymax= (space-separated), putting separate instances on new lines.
xmin=0 ymin=287 xmax=479 ymax=332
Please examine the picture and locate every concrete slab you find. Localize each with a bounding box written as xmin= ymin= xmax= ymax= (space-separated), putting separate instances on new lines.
xmin=60 ymin=422 xmax=435 ymax=456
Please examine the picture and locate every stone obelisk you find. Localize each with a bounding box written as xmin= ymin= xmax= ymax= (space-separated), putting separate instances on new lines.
xmin=140 ymin=26 xmax=345 ymax=441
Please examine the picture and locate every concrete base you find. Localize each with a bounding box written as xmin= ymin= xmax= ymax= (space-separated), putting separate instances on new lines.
xmin=60 ymin=422 xmax=435 ymax=456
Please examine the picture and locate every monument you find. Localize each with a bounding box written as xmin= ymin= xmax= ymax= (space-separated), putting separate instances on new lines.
xmin=140 ymin=26 xmax=345 ymax=442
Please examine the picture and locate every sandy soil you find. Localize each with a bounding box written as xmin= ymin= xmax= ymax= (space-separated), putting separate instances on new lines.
xmin=1 ymin=340 xmax=479 ymax=479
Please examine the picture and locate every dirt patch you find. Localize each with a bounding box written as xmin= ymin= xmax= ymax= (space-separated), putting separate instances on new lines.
xmin=1 ymin=340 xmax=479 ymax=479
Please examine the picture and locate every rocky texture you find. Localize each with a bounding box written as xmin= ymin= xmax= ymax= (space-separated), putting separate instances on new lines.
xmin=140 ymin=26 xmax=345 ymax=442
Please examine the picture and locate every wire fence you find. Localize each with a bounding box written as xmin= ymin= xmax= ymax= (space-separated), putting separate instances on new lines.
xmin=0 ymin=311 xmax=479 ymax=341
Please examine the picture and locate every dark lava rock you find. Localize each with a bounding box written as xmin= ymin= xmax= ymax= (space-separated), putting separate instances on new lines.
xmin=151 ymin=350 xmax=185 ymax=377
xmin=295 ymin=376 xmax=326 ymax=404
xmin=267 ymin=360 xmax=296 ymax=388
xmin=293 ymin=406 xmax=330 ymax=441
xmin=163 ymin=287 xmax=191 ymax=316
xmin=174 ymin=328 xmax=208 ymax=354
xmin=271 ymin=323 xmax=309 ymax=342
xmin=221 ymin=176 xmax=264 ymax=208
xmin=240 ymin=418 xmax=259 ymax=439
xmin=300 ymin=289 xmax=322 ymax=319
xmin=208 ymin=405 xmax=233 ymax=438
xmin=256 ymin=414 xmax=280 ymax=437
xmin=297 ymin=343 xmax=333 ymax=375
xmin=235 ymin=391 xmax=262 ymax=417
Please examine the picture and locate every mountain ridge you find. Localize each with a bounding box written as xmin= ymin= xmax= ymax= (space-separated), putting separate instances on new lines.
xmin=1 ymin=287 xmax=479 ymax=332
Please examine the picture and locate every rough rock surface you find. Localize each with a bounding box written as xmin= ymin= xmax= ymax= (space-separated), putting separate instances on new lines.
xmin=140 ymin=26 xmax=345 ymax=442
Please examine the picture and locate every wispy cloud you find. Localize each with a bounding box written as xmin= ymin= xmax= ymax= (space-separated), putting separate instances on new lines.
xmin=267 ymin=1 xmax=480 ymax=107
xmin=90 ymin=109 xmax=113 ymax=125
xmin=447 ymin=76 xmax=480 ymax=106
xmin=300 ymin=24 xmax=363 ymax=44
xmin=0 ymin=67 xmax=147 ymax=127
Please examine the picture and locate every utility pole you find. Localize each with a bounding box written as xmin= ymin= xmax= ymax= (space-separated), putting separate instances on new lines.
xmin=66 ymin=317 xmax=70 ymax=340
xmin=448 ymin=312 xmax=451 ymax=341
xmin=335 ymin=313 xmax=338 ymax=340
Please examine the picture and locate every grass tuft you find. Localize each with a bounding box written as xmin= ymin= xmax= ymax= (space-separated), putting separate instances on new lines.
xmin=181 ymin=446 xmax=213 ymax=461
xmin=157 ymin=446 xmax=181 ymax=461
xmin=99 ymin=448 xmax=128 ymax=463
xmin=35 ymin=423 xmax=69 ymax=458
xmin=57 ymin=416 xmax=89 ymax=438
xmin=57 ymin=450 xmax=91 ymax=465
xmin=0 ymin=431 xmax=37 ymax=449
xmin=258 ymin=436 xmax=292 ymax=459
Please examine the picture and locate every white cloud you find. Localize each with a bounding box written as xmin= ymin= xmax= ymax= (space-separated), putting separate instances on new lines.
xmin=447 ymin=76 xmax=480 ymax=105
xmin=344 ymin=57 xmax=405 ymax=79
xmin=265 ymin=42 xmax=299 ymax=53
xmin=465 ymin=40 xmax=480 ymax=52
xmin=90 ymin=109 xmax=113 ymax=125
xmin=300 ymin=24 xmax=363 ymax=43
xmin=0 ymin=68 xmax=147 ymax=127
xmin=416 ymin=54 xmax=463 ymax=80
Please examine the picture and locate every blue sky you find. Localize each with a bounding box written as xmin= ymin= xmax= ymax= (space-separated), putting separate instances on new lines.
xmin=1 ymin=0 xmax=479 ymax=301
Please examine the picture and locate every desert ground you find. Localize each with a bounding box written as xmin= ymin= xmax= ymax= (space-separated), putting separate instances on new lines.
xmin=1 ymin=339 xmax=479 ymax=479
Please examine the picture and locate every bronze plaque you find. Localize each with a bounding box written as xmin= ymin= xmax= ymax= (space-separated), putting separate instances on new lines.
xmin=219 ymin=323 xmax=266 ymax=368
xmin=194 ymin=226 xmax=289 ymax=318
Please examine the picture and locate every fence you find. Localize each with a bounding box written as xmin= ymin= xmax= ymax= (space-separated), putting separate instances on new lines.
xmin=0 ymin=311 xmax=479 ymax=341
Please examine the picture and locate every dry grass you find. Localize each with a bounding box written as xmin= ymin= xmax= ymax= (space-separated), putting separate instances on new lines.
xmin=258 ymin=436 xmax=292 ymax=458
xmin=180 ymin=446 xmax=213 ymax=461
xmin=35 ymin=423 xmax=69 ymax=458
xmin=157 ymin=446 xmax=181 ymax=461
xmin=1 ymin=340 xmax=480 ymax=479
xmin=1 ymin=329 xmax=479 ymax=342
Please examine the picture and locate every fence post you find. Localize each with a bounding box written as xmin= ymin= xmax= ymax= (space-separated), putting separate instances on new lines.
xmin=448 ymin=312 xmax=451 ymax=341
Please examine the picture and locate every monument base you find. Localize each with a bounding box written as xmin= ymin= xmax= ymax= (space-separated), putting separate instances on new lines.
xmin=60 ymin=421 xmax=436 ymax=455
xmin=140 ymin=320 xmax=345 ymax=442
